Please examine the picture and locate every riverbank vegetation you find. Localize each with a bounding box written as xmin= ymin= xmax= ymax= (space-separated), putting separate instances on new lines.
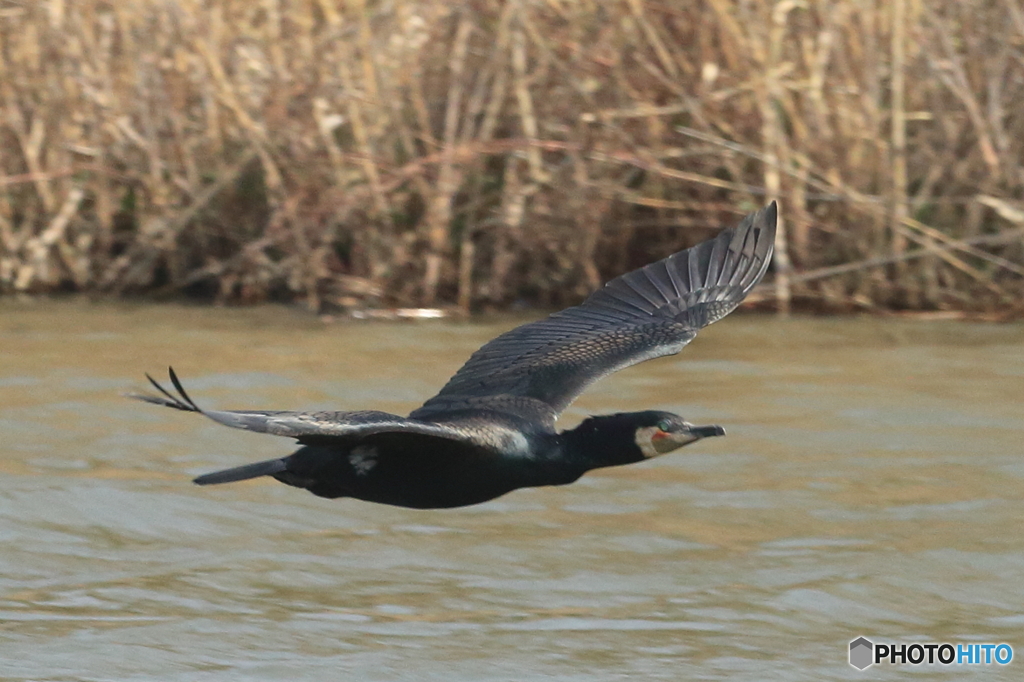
xmin=2 ymin=0 xmax=1024 ymax=315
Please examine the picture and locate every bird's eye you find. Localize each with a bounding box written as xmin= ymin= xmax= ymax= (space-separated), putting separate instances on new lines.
xmin=657 ymin=419 xmax=671 ymax=432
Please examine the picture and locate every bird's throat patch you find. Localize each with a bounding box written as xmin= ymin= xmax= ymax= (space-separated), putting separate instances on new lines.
xmin=634 ymin=426 xmax=667 ymax=459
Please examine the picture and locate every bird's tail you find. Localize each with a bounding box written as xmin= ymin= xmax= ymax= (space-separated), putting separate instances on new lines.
xmin=193 ymin=457 xmax=287 ymax=485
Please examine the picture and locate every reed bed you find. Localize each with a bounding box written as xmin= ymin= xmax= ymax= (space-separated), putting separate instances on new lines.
xmin=2 ymin=0 xmax=1024 ymax=314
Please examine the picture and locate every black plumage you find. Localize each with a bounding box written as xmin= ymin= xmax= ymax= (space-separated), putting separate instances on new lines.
xmin=133 ymin=202 xmax=777 ymax=509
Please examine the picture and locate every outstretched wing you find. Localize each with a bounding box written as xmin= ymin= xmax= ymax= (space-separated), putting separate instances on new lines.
xmin=411 ymin=202 xmax=777 ymax=423
xmin=131 ymin=368 xmax=475 ymax=445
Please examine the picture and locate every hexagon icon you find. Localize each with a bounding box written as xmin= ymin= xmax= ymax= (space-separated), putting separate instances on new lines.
xmin=849 ymin=637 xmax=874 ymax=670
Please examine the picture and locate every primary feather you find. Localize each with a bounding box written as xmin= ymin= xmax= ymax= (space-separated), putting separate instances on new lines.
xmin=410 ymin=201 xmax=776 ymax=423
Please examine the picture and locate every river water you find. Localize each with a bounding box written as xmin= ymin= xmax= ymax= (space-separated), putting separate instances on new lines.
xmin=1 ymin=299 xmax=1023 ymax=681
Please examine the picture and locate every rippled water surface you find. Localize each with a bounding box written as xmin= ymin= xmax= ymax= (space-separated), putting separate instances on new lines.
xmin=2 ymin=299 xmax=1023 ymax=681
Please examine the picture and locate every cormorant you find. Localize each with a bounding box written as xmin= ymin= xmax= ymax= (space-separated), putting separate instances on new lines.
xmin=133 ymin=203 xmax=777 ymax=509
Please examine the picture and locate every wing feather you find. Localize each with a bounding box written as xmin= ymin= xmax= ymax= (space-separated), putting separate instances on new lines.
xmin=130 ymin=368 xmax=475 ymax=444
xmin=412 ymin=202 xmax=776 ymax=422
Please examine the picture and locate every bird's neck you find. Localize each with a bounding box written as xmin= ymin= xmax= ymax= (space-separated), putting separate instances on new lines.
xmin=557 ymin=415 xmax=645 ymax=473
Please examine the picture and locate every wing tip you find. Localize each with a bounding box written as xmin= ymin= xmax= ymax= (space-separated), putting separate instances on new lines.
xmin=755 ymin=200 xmax=778 ymax=251
xmin=736 ymin=200 xmax=778 ymax=251
xmin=129 ymin=367 xmax=202 ymax=413
xmin=747 ymin=200 xmax=779 ymax=282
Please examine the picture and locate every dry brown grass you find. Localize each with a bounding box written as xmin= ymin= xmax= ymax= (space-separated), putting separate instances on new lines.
xmin=2 ymin=0 xmax=1024 ymax=313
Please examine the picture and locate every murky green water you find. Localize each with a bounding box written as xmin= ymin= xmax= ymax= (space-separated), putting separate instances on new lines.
xmin=2 ymin=299 xmax=1023 ymax=681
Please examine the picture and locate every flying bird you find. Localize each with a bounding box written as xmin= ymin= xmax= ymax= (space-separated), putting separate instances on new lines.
xmin=134 ymin=203 xmax=776 ymax=509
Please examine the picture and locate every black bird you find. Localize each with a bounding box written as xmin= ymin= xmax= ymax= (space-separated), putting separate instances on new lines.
xmin=134 ymin=203 xmax=776 ymax=509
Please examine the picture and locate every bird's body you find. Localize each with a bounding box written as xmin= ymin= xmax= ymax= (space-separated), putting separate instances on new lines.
xmin=134 ymin=203 xmax=776 ymax=509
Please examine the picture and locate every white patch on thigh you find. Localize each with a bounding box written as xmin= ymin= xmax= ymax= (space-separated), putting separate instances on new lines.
xmin=349 ymin=445 xmax=378 ymax=475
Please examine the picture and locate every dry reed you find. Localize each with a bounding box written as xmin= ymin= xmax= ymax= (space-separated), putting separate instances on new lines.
xmin=2 ymin=0 xmax=1024 ymax=314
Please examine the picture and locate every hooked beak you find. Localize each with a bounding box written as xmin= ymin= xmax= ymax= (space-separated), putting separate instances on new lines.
xmin=649 ymin=423 xmax=725 ymax=454
xmin=688 ymin=424 xmax=726 ymax=439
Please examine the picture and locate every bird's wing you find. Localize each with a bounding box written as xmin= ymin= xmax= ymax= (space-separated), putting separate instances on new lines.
xmin=411 ymin=202 xmax=776 ymax=422
xmin=130 ymin=368 xmax=478 ymax=445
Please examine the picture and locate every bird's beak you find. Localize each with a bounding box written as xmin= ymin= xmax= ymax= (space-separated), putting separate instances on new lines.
xmin=688 ymin=424 xmax=726 ymax=439
xmin=650 ymin=424 xmax=725 ymax=454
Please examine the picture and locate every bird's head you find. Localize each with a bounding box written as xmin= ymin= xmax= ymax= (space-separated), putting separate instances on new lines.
xmin=566 ymin=410 xmax=725 ymax=468
xmin=629 ymin=410 xmax=725 ymax=459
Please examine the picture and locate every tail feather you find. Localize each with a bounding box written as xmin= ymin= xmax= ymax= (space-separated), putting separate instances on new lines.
xmin=193 ymin=458 xmax=287 ymax=485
